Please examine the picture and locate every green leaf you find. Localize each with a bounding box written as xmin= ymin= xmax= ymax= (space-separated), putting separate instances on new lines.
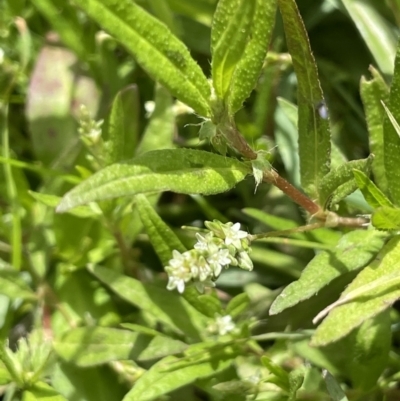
xmin=312 ymin=235 xmax=400 ymax=346
xmin=54 ymin=327 xmax=187 ymax=366
xmin=278 ymin=0 xmax=331 ymax=199
xmin=226 ymin=293 xmax=250 ymax=318
xmin=57 ymin=149 xmax=250 ymax=212
xmin=323 ymin=371 xmax=349 ymax=401
xmin=211 ymin=0 xmax=277 ymax=114
xmin=135 ymin=194 xmax=186 ymax=266
xmin=353 ymin=169 xmax=393 ymax=209
xmin=372 ymin=206 xmax=400 ymax=230
xmin=103 ymin=85 xmax=139 ymax=165
xmin=211 ymin=0 xmax=255 ymax=101
xmin=136 ymin=85 xmax=175 ymax=156
xmin=341 ymin=0 xmax=396 ymax=75
xmin=295 ymin=312 xmax=391 ymax=391
xmin=269 ymin=229 xmax=387 ymax=315
xmin=52 ymin=363 xmax=126 ymax=401
xmin=0 ymin=268 xmax=36 ymax=300
xmin=88 ymin=265 xmax=206 ymax=340
xmin=123 ymin=345 xmax=240 ymax=401
xmin=317 ymin=155 xmax=374 ymax=209
xmin=74 ymin=0 xmax=211 ymax=116
xmin=227 ymin=0 xmax=277 ymax=114
xmin=261 ymin=356 xmax=290 ymax=391
xmin=383 ymin=40 xmax=400 ymax=205
xmin=29 ymin=191 xmax=100 ymax=218
xmin=360 ymin=66 xmax=389 ymax=193
xmin=23 ymin=381 xmax=68 ymax=401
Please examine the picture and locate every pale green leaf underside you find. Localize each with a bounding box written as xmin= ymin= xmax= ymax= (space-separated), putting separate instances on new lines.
xmin=74 ymin=0 xmax=211 ymax=116
xmin=372 ymin=206 xmax=400 ymax=231
xmin=278 ymin=0 xmax=331 ymax=199
xmin=269 ymin=229 xmax=387 ymax=315
xmin=57 ymin=149 xmax=250 ymax=212
xmin=311 ymin=236 xmax=400 ymax=346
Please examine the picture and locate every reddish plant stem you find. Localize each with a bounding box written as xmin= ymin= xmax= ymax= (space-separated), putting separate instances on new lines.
xmin=226 ymin=125 xmax=322 ymax=216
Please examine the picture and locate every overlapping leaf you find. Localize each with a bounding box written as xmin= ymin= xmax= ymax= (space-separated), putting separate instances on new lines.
xmin=56 ymin=149 xmax=250 ymax=212
xmin=74 ymin=0 xmax=211 ymax=116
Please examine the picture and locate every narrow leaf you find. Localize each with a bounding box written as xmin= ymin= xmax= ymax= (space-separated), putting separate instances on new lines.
xmin=53 ymin=327 xmax=187 ymax=366
xmin=383 ymin=40 xmax=400 ymax=205
xmin=135 ymin=194 xmax=186 ymax=266
xmin=29 ymin=191 xmax=101 ymax=218
xmin=323 ymin=371 xmax=349 ymax=401
xmin=341 ymin=0 xmax=396 ymax=75
xmin=104 ymin=85 xmax=139 ymax=165
xmin=278 ymin=0 xmax=331 ymax=199
xmin=0 ymin=269 xmax=36 ymax=300
xmin=74 ymin=0 xmax=211 ymax=116
xmin=211 ymin=0 xmax=255 ymax=100
xmin=317 ymin=155 xmax=374 ymax=209
xmin=269 ymin=229 xmax=387 ymax=315
xmin=353 ymin=169 xmax=393 ymax=209
xmin=372 ymin=206 xmax=400 ymax=231
xmin=360 ymin=66 xmax=389 ymax=193
xmin=123 ymin=347 xmax=239 ymax=401
xmin=57 ymin=149 xmax=250 ymax=212
xmin=311 ymin=235 xmax=400 ymax=346
xmin=227 ymin=0 xmax=278 ymax=114
xmin=88 ymin=265 xmax=206 ymax=340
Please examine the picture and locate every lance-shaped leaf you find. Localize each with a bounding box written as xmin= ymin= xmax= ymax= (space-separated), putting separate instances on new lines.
xmin=54 ymin=327 xmax=187 ymax=366
xmin=278 ymin=0 xmax=331 ymax=200
xmin=353 ymin=169 xmax=393 ymax=209
xmin=103 ymin=85 xmax=140 ymax=165
xmin=383 ymin=40 xmax=400 ymax=205
xmin=123 ymin=344 xmax=240 ymax=401
xmin=135 ymin=194 xmax=186 ymax=266
xmin=311 ymin=235 xmax=400 ymax=346
xmin=211 ymin=0 xmax=277 ymax=115
xmin=360 ymin=66 xmax=389 ymax=193
xmin=317 ymin=155 xmax=374 ymax=209
xmin=74 ymin=0 xmax=211 ymax=116
xmin=341 ymin=0 xmax=396 ymax=75
xmin=372 ymin=206 xmax=400 ymax=231
xmin=56 ymin=149 xmax=250 ymax=212
xmin=269 ymin=229 xmax=387 ymax=315
xmin=88 ymin=265 xmax=206 ymax=339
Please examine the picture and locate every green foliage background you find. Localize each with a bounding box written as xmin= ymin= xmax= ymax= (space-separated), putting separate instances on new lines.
xmin=1 ymin=0 xmax=400 ymax=400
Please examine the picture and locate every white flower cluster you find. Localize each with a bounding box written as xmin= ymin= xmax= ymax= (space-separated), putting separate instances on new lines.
xmin=207 ymin=314 xmax=236 ymax=336
xmin=165 ymin=221 xmax=253 ymax=294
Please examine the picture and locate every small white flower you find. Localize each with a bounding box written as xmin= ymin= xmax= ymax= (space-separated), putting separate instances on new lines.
xmin=222 ymin=223 xmax=248 ymax=249
xmin=191 ymin=255 xmax=213 ymax=282
xmin=165 ymin=250 xmax=195 ymax=293
xmin=208 ymin=314 xmax=236 ymax=336
xmin=206 ymin=247 xmax=231 ymax=277
xmin=194 ymin=233 xmax=210 ymax=251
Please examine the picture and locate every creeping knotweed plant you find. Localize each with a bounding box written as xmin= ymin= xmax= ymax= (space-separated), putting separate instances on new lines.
xmin=165 ymin=221 xmax=253 ymax=293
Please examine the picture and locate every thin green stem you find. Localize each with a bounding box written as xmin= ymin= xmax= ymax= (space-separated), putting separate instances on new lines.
xmin=1 ymin=104 xmax=22 ymax=270
xmin=249 ymin=222 xmax=325 ymax=241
